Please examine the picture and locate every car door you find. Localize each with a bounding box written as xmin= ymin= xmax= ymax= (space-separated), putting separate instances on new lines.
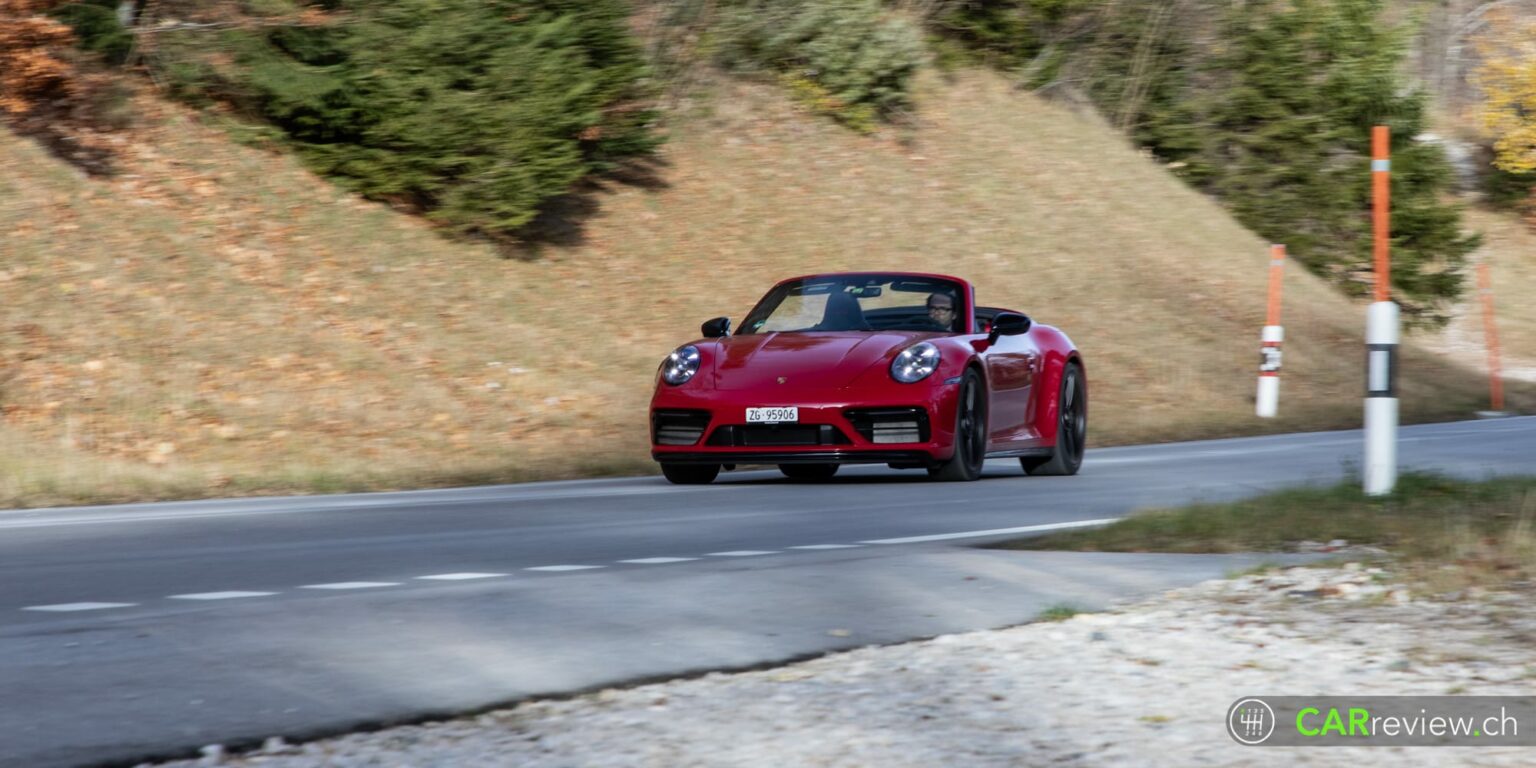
xmin=980 ymin=327 xmax=1040 ymax=447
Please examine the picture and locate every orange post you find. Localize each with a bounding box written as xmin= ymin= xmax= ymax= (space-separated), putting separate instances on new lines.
xmin=1265 ymin=244 xmax=1286 ymax=326
xmin=1478 ymin=263 xmax=1505 ymax=412
xmin=1372 ymin=126 xmax=1391 ymax=302
xmin=1256 ymin=244 xmax=1286 ymax=417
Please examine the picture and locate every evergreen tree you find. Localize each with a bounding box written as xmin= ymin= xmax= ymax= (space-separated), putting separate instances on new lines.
xmin=1132 ymin=0 xmax=1479 ymax=319
xmin=158 ymin=0 xmax=659 ymax=241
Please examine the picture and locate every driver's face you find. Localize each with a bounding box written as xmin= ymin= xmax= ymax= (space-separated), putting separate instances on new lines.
xmin=927 ymin=297 xmax=955 ymax=328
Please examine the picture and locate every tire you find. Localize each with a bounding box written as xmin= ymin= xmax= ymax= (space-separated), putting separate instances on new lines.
xmin=660 ymin=463 xmax=720 ymax=485
xmin=930 ymin=368 xmax=987 ymax=482
xmin=779 ymin=463 xmax=839 ymax=481
xmin=1022 ymin=361 xmax=1086 ymax=477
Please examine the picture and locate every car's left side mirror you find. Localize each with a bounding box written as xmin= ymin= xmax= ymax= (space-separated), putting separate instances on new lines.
xmin=701 ymin=316 xmax=731 ymax=338
xmin=987 ymin=312 xmax=1031 ymax=343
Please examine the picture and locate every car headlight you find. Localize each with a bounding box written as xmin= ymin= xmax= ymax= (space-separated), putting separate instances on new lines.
xmin=661 ymin=345 xmax=702 ymax=386
xmin=890 ymin=342 xmax=940 ymax=383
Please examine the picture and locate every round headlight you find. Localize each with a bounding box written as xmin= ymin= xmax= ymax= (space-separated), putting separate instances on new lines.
xmin=890 ymin=342 xmax=940 ymax=383
xmin=661 ymin=345 xmax=702 ymax=386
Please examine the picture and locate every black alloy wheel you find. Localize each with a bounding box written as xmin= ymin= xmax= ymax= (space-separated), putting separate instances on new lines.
xmin=931 ymin=368 xmax=987 ymax=481
xmin=661 ymin=463 xmax=721 ymax=485
xmin=1022 ymin=361 xmax=1086 ymax=476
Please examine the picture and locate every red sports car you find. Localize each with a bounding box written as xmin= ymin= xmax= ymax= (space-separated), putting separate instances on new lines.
xmin=649 ymin=272 xmax=1086 ymax=484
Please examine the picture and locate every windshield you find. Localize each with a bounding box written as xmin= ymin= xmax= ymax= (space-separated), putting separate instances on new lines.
xmin=739 ymin=275 xmax=966 ymax=334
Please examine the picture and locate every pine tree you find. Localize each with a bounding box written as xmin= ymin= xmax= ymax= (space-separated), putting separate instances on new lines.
xmin=155 ymin=0 xmax=660 ymax=241
xmin=1138 ymin=0 xmax=1479 ymax=320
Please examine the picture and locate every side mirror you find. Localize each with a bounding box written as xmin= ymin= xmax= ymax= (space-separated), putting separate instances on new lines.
xmin=701 ymin=316 xmax=731 ymax=338
xmin=987 ymin=312 xmax=1031 ymax=344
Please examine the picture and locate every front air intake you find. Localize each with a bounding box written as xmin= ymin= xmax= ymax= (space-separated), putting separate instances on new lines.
xmin=844 ymin=407 xmax=930 ymax=444
xmin=652 ymin=410 xmax=711 ymax=446
xmin=705 ymin=424 xmax=853 ymax=447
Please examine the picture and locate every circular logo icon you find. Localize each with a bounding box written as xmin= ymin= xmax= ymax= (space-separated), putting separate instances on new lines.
xmin=1227 ymin=698 xmax=1276 ymax=745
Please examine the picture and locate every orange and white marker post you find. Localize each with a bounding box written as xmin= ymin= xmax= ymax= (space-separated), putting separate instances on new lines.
xmin=1478 ymin=263 xmax=1506 ymax=413
xmin=1365 ymin=126 xmax=1400 ymax=497
xmin=1256 ymin=244 xmax=1286 ymax=418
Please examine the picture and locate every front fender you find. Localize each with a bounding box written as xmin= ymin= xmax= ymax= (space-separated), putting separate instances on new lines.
xmin=1029 ymin=328 xmax=1084 ymax=446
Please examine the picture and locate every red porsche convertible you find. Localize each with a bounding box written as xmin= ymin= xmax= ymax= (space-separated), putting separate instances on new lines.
xmin=649 ymin=272 xmax=1086 ymax=484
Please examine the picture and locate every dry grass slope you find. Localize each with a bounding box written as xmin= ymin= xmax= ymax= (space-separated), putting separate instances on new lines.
xmin=1437 ymin=207 xmax=1536 ymax=384
xmin=0 ymin=70 xmax=1526 ymax=507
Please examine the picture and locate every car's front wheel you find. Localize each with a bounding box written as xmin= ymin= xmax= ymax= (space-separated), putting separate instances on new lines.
xmin=930 ymin=368 xmax=987 ymax=482
xmin=1022 ymin=360 xmax=1086 ymax=476
xmin=660 ymin=463 xmax=720 ymax=485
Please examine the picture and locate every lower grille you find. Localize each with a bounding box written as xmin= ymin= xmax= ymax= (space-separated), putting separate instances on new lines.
xmin=844 ymin=407 xmax=930 ymax=444
xmin=706 ymin=424 xmax=853 ymax=447
xmin=652 ymin=409 xmax=711 ymax=446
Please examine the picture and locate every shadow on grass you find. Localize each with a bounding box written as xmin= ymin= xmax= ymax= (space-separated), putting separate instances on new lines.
xmin=503 ymin=156 xmax=674 ymax=257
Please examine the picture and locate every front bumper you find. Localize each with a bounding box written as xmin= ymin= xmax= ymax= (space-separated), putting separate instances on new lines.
xmin=649 ymin=386 xmax=958 ymax=465
xmin=654 ymin=449 xmax=934 ymax=466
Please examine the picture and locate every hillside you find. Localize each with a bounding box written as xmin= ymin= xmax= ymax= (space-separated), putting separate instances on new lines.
xmin=1437 ymin=208 xmax=1536 ymax=384
xmin=0 ymin=70 xmax=1524 ymax=507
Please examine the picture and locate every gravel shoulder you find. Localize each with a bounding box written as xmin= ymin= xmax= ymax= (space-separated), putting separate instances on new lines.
xmin=146 ymin=565 xmax=1536 ymax=768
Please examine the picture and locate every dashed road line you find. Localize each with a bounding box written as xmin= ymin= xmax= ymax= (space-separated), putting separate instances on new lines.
xmin=169 ymin=591 xmax=277 ymax=601
xmin=23 ymin=602 xmax=136 ymax=612
xmin=14 ymin=525 xmax=1133 ymax=614
xmin=300 ymin=582 xmax=401 ymax=590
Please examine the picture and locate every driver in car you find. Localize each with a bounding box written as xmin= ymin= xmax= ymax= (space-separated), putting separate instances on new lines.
xmin=925 ymin=293 xmax=957 ymax=332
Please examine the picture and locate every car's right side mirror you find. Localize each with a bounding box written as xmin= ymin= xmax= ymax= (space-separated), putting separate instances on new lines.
xmin=987 ymin=312 xmax=1031 ymax=343
xmin=701 ymin=316 xmax=731 ymax=338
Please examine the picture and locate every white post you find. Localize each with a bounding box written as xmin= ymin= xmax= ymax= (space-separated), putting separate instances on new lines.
xmin=1256 ymin=243 xmax=1286 ymax=418
xmin=1256 ymin=325 xmax=1283 ymax=418
xmin=1364 ymin=301 xmax=1399 ymax=496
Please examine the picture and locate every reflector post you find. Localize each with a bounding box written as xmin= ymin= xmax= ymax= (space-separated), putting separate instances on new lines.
xmin=1364 ymin=126 xmax=1397 ymax=497
xmin=1256 ymin=245 xmax=1286 ymax=418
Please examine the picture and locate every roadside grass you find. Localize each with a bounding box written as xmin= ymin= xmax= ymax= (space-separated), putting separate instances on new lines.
xmin=1004 ymin=473 xmax=1536 ymax=589
xmin=1 ymin=69 xmax=1530 ymax=508
xmin=1035 ymin=603 xmax=1082 ymax=622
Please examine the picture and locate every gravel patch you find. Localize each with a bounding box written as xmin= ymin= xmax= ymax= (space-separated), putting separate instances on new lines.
xmin=146 ymin=566 xmax=1536 ymax=767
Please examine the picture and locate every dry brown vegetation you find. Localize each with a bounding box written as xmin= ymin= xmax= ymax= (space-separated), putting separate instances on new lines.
xmin=0 ymin=0 xmax=123 ymax=174
xmin=0 ymin=1 xmax=77 ymax=117
xmin=0 ymin=70 xmax=1528 ymax=508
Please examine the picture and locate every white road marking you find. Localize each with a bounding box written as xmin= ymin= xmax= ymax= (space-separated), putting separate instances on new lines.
xmin=1085 ymin=440 xmax=1358 ymax=465
xmin=415 ymin=573 xmax=508 ymax=581
xmin=524 ymin=565 xmax=604 ymax=572
xmin=299 ymin=582 xmax=401 ymax=590
xmin=23 ymin=602 xmax=136 ymax=612
xmin=169 ymin=591 xmax=276 ymax=601
xmin=861 ymin=518 xmax=1120 ymax=545
xmin=708 ymin=550 xmax=777 ymax=557
xmin=0 ymin=485 xmax=715 ymax=529
xmin=620 ymin=557 xmax=699 ymax=564
xmin=789 ymin=544 xmax=863 ymax=550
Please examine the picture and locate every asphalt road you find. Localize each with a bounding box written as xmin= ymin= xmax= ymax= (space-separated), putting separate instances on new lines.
xmin=2 ymin=417 xmax=1533 ymax=767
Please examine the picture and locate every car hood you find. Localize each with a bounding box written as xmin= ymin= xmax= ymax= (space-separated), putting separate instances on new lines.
xmin=713 ymin=331 xmax=936 ymax=391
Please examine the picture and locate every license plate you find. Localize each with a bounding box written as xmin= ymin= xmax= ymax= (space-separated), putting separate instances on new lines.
xmin=746 ymin=407 xmax=799 ymax=424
